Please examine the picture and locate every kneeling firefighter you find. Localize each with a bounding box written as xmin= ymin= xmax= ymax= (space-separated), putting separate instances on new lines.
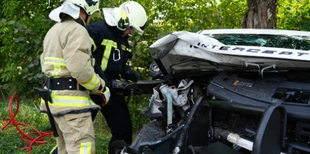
xmin=87 ymin=1 xmax=148 ymax=154
xmin=37 ymin=0 xmax=110 ymax=154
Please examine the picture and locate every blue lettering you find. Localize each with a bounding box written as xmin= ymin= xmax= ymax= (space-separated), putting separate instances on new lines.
xmin=262 ymin=50 xmax=277 ymax=54
xmin=246 ymin=49 xmax=260 ymax=53
xmin=298 ymin=53 xmax=309 ymax=56
xmin=232 ymin=47 xmax=245 ymax=51
xmin=279 ymin=51 xmax=293 ymax=55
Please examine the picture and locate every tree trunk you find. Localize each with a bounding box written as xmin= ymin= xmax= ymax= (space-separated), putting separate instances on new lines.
xmin=242 ymin=0 xmax=278 ymax=29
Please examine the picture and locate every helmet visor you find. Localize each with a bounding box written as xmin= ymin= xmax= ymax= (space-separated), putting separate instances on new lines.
xmin=132 ymin=21 xmax=147 ymax=35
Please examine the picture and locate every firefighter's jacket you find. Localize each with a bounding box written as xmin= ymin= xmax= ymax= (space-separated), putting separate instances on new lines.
xmin=86 ymin=20 xmax=132 ymax=83
xmin=40 ymin=17 xmax=104 ymax=116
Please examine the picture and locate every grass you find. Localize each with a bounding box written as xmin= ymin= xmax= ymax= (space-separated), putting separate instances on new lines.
xmin=0 ymin=95 xmax=149 ymax=154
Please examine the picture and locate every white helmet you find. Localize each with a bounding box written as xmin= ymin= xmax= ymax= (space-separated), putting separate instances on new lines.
xmin=49 ymin=0 xmax=100 ymax=22
xmin=114 ymin=1 xmax=147 ymax=35
xmin=70 ymin=0 xmax=100 ymax=16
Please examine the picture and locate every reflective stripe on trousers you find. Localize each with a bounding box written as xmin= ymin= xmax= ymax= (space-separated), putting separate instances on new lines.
xmin=41 ymin=93 xmax=96 ymax=107
xmin=80 ymin=142 xmax=92 ymax=154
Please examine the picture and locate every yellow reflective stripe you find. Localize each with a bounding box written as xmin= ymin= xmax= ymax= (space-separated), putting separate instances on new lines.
xmin=101 ymin=50 xmax=111 ymax=71
xmin=101 ymin=39 xmax=116 ymax=71
xmin=91 ymin=58 xmax=95 ymax=67
xmin=121 ymin=44 xmax=127 ymax=50
xmin=121 ymin=10 xmax=129 ymax=26
xmin=80 ymin=142 xmax=91 ymax=154
xmin=101 ymin=39 xmax=117 ymax=48
xmin=52 ymin=64 xmax=62 ymax=77
xmin=49 ymin=95 xmax=96 ymax=107
xmin=102 ymin=86 xmax=110 ymax=95
xmin=80 ymin=74 xmax=100 ymax=90
xmin=90 ymin=37 xmax=97 ymax=52
xmin=49 ymin=144 xmax=58 ymax=154
xmin=103 ymin=87 xmax=110 ymax=103
xmin=44 ymin=57 xmax=66 ymax=77
xmin=44 ymin=57 xmax=66 ymax=65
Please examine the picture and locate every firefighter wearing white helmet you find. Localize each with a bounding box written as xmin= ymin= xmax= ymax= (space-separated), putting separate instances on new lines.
xmin=114 ymin=1 xmax=148 ymax=35
xmin=70 ymin=0 xmax=100 ymax=15
xmin=49 ymin=0 xmax=100 ymax=24
xmin=40 ymin=0 xmax=109 ymax=153
xmin=86 ymin=1 xmax=148 ymax=153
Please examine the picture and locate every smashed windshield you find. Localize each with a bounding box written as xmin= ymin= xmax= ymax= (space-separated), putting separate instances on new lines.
xmin=205 ymin=34 xmax=310 ymax=51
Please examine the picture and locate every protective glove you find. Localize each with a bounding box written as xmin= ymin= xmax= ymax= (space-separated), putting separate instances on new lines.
xmin=122 ymin=70 xmax=140 ymax=82
xmin=98 ymin=87 xmax=111 ymax=106
xmin=111 ymin=79 xmax=131 ymax=89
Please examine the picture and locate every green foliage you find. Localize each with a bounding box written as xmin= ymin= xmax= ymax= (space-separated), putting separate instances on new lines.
xmin=0 ymin=95 xmax=148 ymax=153
xmin=277 ymin=0 xmax=310 ymax=31
xmin=0 ymin=0 xmax=55 ymax=98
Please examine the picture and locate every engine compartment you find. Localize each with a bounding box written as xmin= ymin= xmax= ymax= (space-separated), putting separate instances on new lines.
xmin=124 ymin=70 xmax=310 ymax=154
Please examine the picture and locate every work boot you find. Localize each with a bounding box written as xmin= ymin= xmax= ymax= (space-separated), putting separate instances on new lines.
xmin=109 ymin=140 xmax=129 ymax=154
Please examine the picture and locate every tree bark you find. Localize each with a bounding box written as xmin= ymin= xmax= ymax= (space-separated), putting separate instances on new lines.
xmin=242 ymin=0 xmax=278 ymax=29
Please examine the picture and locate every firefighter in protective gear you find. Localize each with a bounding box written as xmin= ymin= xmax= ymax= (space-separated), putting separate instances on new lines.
xmin=114 ymin=1 xmax=148 ymax=35
xmin=40 ymin=0 xmax=108 ymax=153
xmin=86 ymin=1 xmax=147 ymax=153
